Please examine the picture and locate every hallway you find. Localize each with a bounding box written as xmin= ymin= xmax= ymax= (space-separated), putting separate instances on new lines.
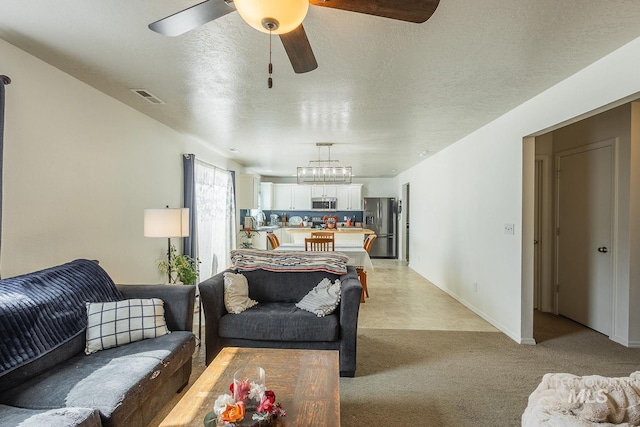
xmin=359 ymin=259 xmax=499 ymax=332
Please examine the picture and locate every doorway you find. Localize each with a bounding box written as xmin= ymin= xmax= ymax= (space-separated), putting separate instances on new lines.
xmin=402 ymin=183 xmax=410 ymax=262
xmin=533 ymin=154 xmax=553 ymax=313
xmin=555 ymin=140 xmax=615 ymax=335
xmin=534 ymin=159 xmax=542 ymax=310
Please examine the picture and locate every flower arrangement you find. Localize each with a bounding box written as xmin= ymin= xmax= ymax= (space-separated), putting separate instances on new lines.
xmin=203 ymin=379 xmax=285 ymax=427
xmin=239 ymin=227 xmax=261 ymax=249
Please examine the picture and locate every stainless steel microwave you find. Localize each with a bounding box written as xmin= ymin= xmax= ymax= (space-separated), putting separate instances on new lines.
xmin=311 ymin=197 xmax=337 ymax=211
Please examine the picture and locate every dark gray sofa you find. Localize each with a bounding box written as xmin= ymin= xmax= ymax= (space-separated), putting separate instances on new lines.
xmin=199 ymin=265 xmax=362 ymax=377
xmin=0 ymin=259 xmax=196 ymax=427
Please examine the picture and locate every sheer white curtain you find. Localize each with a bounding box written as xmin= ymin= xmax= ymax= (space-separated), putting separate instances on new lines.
xmin=195 ymin=161 xmax=236 ymax=280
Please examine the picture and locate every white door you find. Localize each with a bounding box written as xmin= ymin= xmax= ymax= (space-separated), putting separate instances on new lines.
xmin=556 ymin=142 xmax=613 ymax=335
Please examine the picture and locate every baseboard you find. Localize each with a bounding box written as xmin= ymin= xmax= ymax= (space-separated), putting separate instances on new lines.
xmin=610 ymin=334 xmax=629 ymax=347
xmin=427 ymin=281 xmax=534 ymax=345
xmin=609 ymin=334 xmax=640 ymax=348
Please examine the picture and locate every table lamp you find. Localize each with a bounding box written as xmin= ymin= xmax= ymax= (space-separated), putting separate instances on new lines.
xmin=144 ymin=206 xmax=190 ymax=282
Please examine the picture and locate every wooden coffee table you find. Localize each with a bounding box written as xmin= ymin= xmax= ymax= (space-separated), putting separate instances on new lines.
xmin=159 ymin=347 xmax=340 ymax=426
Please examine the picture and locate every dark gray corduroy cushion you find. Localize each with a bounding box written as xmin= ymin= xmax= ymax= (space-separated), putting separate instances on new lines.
xmin=117 ymin=284 xmax=195 ymax=332
xmin=0 ymin=259 xmax=124 ymax=392
xmin=0 ymin=331 xmax=195 ymax=425
xmin=0 ymin=404 xmax=101 ymax=427
xmin=241 ymin=270 xmax=342 ymax=303
xmin=0 ymin=333 xmax=86 ymax=394
xmin=219 ymin=303 xmax=339 ymax=342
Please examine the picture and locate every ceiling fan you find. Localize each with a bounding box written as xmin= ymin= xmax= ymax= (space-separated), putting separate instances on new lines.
xmin=149 ymin=0 xmax=440 ymax=74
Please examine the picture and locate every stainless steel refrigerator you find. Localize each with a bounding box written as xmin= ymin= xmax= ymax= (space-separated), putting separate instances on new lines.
xmin=363 ymin=197 xmax=397 ymax=258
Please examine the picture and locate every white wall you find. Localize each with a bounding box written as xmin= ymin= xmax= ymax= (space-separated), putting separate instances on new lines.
xmin=357 ymin=178 xmax=398 ymax=198
xmin=398 ymin=36 xmax=640 ymax=344
xmin=0 ymin=39 xmax=244 ymax=283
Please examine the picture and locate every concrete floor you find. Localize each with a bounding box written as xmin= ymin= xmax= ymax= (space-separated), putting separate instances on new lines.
xmin=358 ymin=259 xmax=498 ymax=332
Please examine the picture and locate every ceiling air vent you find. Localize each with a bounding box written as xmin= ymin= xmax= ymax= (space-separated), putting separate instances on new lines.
xmin=131 ymin=89 xmax=165 ymax=104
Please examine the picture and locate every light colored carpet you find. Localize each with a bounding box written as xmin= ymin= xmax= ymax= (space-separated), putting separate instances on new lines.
xmin=149 ymin=312 xmax=640 ymax=426
xmin=341 ymin=313 xmax=640 ymax=426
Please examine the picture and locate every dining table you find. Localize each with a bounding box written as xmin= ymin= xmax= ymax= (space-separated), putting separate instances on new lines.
xmin=274 ymin=243 xmax=374 ymax=303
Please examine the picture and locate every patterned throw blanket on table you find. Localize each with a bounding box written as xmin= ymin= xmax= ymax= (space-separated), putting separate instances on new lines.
xmin=230 ymin=249 xmax=348 ymax=275
xmin=0 ymin=259 xmax=123 ymax=375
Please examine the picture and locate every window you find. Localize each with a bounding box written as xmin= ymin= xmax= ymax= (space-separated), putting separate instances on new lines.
xmin=195 ymin=161 xmax=236 ymax=280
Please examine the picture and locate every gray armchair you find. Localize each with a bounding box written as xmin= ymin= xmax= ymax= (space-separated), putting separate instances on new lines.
xmin=199 ymin=266 xmax=362 ymax=377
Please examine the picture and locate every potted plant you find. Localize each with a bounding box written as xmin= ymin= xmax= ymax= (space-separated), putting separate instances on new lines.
xmin=158 ymin=244 xmax=201 ymax=285
xmin=239 ymin=227 xmax=260 ymax=249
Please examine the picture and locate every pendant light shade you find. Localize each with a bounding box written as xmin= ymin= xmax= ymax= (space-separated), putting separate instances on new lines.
xmin=234 ymin=0 xmax=309 ymax=34
xmin=297 ymin=143 xmax=353 ymax=185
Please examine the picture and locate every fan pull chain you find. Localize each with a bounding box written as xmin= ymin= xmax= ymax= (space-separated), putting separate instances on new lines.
xmin=268 ymin=28 xmax=273 ymax=89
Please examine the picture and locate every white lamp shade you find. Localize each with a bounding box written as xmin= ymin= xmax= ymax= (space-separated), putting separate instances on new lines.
xmin=144 ymin=208 xmax=190 ymax=238
xmin=234 ymin=0 xmax=309 ymax=35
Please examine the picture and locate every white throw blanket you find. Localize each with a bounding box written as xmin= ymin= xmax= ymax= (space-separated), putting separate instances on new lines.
xmin=522 ymin=372 xmax=640 ymax=426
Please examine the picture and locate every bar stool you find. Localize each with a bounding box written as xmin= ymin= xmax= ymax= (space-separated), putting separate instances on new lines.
xmin=267 ymin=233 xmax=280 ymax=249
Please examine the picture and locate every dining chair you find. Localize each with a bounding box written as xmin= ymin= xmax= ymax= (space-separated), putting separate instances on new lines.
xmin=310 ymin=231 xmax=335 ymax=240
xmin=363 ymin=234 xmax=377 ymax=253
xmin=358 ymin=234 xmax=377 ymax=302
xmin=267 ymin=233 xmax=280 ymax=250
xmin=305 ymin=237 xmax=335 ymax=251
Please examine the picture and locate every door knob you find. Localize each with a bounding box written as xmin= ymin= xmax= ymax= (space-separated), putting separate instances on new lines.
xmin=597 ymin=247 xmax=609 ymax=253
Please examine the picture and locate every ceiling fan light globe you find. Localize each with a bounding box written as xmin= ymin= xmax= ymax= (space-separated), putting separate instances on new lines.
xmin=234 ymin=0 xmax=308 ymax=35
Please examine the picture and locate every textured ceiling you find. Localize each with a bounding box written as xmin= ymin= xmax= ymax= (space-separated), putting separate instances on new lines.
xmin=2 ymin=1 xmax=640 ymax=178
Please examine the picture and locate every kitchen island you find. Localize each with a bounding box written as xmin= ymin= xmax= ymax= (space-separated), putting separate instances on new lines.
xmin=285 ymin=227 xmax=374 ymax=246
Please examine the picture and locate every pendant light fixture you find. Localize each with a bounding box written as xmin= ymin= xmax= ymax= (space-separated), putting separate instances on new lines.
xmin=233 ymin=0 xmax=309 ymax=35
xmin=234 ymin=0 xmax=309 ymax=88
xmin=297 ymin=143 xmax=353 ymax=185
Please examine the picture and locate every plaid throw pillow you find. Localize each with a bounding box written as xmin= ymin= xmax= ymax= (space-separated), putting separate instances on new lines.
xmin=85 ymin=298 xmax=170 ymax=354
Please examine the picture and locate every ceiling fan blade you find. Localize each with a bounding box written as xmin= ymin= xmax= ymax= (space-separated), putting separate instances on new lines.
xmin=149 ymin=0 xmax=235 ymax=37
xmin=309 ymin=0 xmax=439 ymax=23
xmin=279 ymin=25 xmax=318 ymax=74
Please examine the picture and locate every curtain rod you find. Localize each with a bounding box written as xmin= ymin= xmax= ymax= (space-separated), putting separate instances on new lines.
xmin=193 ymin=156 xmax=229 ymax=173
xmin=1 ymin=75 xmax=10 ymax=85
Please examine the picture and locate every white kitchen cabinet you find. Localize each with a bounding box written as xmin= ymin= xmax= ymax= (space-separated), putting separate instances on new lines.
xmin=259 ymin=182 xmax=273 ymax=210
xmin=311 ymin=184 xmax=337 ymax=198
xmin=272 ymin=229 xmax=282 ymax=246
xmin=272 ymin=184 xmax=311 ymax=210
xmin=280 ymin=228 xmax=292 ymax=244
xmin=272 ymin=184 xmax=292 ymax=210
xmin=337 ymin=184 xmax=362 ymax=210
xmin=237 ymin=174 xmax=260 ymax=209
xmin=292 ymin=185 xmax=311 ymax=209
xmin=349 ymin=184 xmax=362 ymax=210
xmin=237 ymin=230 xmax=267 ymax=250
xmin=271 ymin=228 xmax=292 ymax=246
